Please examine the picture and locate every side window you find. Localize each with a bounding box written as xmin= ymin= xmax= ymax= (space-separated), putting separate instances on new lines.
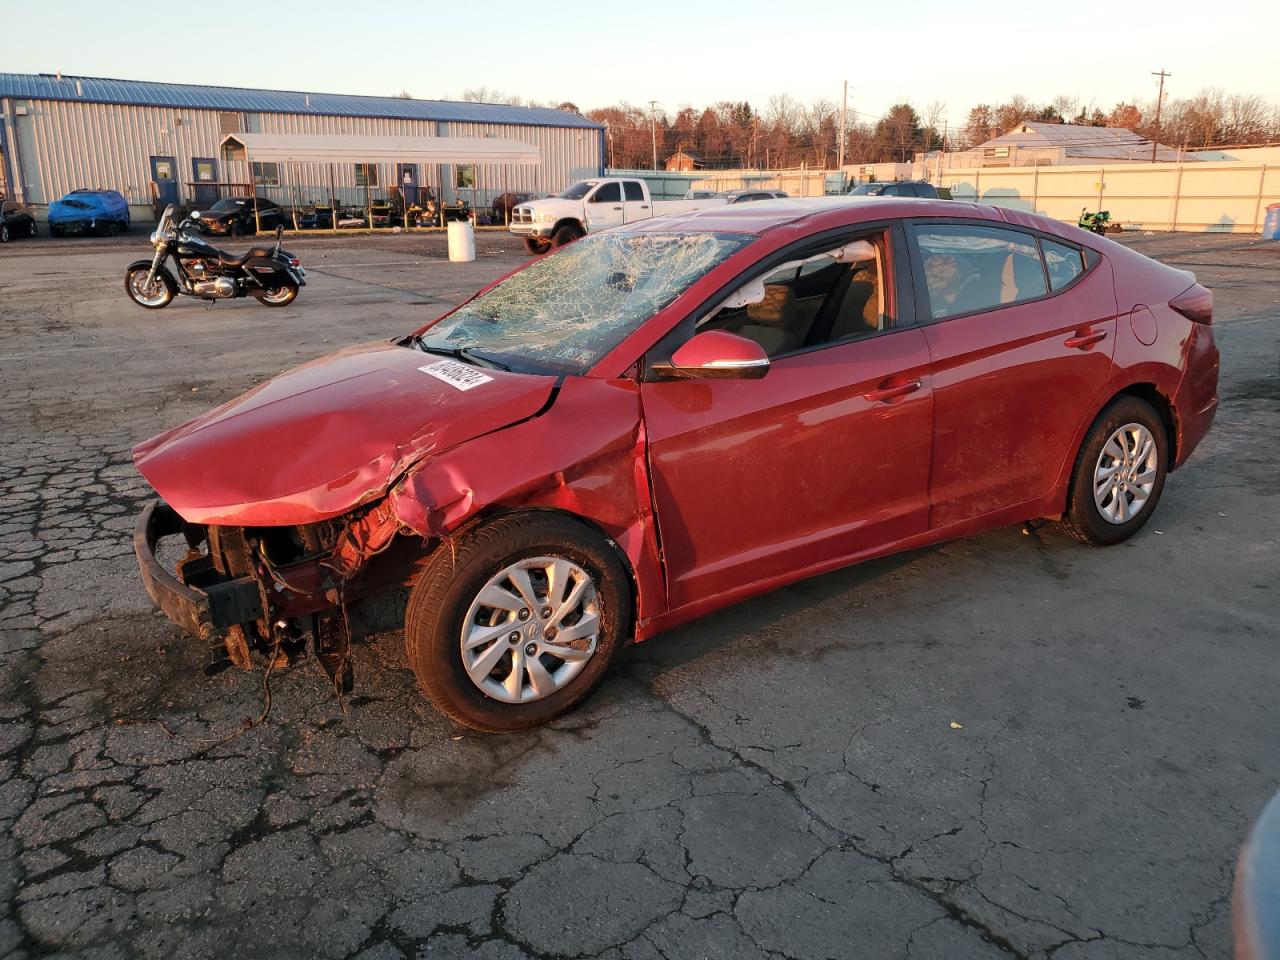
xmin=913 ymin=224 xmax=1047 ymax=320
xmin=591 ymin=182 xmax=622 ymax=203
xmin=623 ymin=181 xmax=645 ymax=202
xmin=697 ymin=232 xmax=892 ymax=357
xmin=1041 ymin=238 xmax=1085 ymax=291
xmin=883 ymin=184 xmax=903 ymax=197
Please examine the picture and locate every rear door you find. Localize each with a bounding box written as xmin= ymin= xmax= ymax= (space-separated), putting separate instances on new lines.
xmin=621 ymin=180 xmax=651 ymax=223
xmin=906 ymin=220 xmax=1118 ymax=528
xmin=587 ymin=181 xmax=625 ymax=230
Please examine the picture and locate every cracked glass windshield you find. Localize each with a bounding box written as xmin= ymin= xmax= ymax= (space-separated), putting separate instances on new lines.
xmin=419 ymin=231 xmax=751 ymax=374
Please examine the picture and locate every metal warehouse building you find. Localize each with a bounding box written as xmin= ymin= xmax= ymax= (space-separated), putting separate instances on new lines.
xmin=0 ymin=73 xmax=603 ymax=220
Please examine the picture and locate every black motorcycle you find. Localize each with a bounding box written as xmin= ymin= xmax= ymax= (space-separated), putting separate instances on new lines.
xmin=124 ymin=204 xmax=306 ymax=309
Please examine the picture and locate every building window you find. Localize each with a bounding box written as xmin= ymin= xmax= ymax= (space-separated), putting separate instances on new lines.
xmin=252 ymin=162 xmax=280 ymax=187
xmin=455 ymin=164 xmax=475 ymax=189
xmin=355 ymin=163 xmax=379 ymax=188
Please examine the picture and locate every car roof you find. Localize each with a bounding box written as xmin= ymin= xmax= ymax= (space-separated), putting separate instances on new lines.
xmin=620 ymin=195 xmax=1085 ymax=244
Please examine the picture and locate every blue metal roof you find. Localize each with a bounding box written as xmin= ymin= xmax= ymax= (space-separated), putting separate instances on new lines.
xmin=0 ymin=73 xmax=602 ymax=130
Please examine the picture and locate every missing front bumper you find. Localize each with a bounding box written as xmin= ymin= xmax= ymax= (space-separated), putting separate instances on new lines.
xmin=133 ymin=500 xmax=264 ymax=638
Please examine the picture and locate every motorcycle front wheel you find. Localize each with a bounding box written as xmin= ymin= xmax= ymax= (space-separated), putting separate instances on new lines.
xmin=252 ymin=283 xmax=298 ymax=307
xmin=124 ymin=267 xmax=176 ymax=309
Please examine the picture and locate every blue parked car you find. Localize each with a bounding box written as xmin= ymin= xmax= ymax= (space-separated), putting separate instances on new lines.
xmin=49 ymin=189 xmax=131 ymax=236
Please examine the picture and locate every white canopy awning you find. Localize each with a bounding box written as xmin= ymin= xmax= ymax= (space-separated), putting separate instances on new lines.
xmin=219 ymin=133 xmax=540 ymax=166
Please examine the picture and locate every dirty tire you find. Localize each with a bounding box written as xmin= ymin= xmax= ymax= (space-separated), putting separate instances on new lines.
xmin=405 ymin=512 xmax=632 ymax=733
xmin=523 ymin=236 xmax=552 ymax=255
xmin=551 ymin=223 xmax=584 ymax=248
xmin=1058 ymin=395 xmax=1168 ymax=546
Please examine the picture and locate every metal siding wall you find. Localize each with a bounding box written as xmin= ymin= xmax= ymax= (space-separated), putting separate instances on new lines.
xmin=17 ymin=99 xmax=600 ymax=216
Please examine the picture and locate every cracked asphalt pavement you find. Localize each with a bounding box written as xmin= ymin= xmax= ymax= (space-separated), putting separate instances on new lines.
xmin=1 ymin=230 xmax=1277 ymax=960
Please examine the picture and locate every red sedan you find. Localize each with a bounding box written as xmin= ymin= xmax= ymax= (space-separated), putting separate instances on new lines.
xmin=133 ymin=198 xmax=1219 ymax=732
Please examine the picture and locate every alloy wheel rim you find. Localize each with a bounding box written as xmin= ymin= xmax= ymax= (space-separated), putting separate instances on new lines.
xmin=260 ymin=286 xmax=293 ymax=304
xmin=460 ymin=555 xmax=601 ymax=704
xmin=1093 ymin=422 xmax=1158 ymax=524
xmin=128 ymin=272 xmax=168 ymax=306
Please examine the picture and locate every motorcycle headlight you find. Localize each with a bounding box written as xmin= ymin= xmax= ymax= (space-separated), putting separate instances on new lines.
xmin=149 ymin=229 xmax=159 ymax=244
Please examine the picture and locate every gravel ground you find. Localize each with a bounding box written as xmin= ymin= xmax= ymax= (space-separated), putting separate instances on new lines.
xmin=0 ymin=230 xmax=1277 ymax=960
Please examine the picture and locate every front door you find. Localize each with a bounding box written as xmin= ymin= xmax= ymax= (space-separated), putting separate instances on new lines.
xmin=192 ymin=158 xmax=218 ymax=207
xmin=642 ymin=330 xmax=933 ymax=609
xmin=906 ymin=221 xmax=1119 ymax=529
xmin=397 ymin=163 xmax=419 ymax=206
xmin=150 ymin=156 xmax=178 ymax=206
xmin=585 ymin=181 xmax=625 ymax=232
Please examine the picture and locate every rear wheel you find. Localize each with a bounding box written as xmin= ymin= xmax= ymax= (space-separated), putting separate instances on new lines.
xmin=253 ymin=283 xmax=298 ymax=307
xmin=551 ymin=222 xmax=584 ymax=248
xmin=404 ymin=513 xmax=632 ymax=732
xmin=1058 ymin=396 xmax=1168 ymax=545
xmin=124 ymin=267 xmax=176 ymax=309
xmin=28 ymin=221 xmax=37 ymax=238
xmin=523 ymin=236 xmax=552 ymax=255
xmin=0 ymin=224 xmax=8 ymax=243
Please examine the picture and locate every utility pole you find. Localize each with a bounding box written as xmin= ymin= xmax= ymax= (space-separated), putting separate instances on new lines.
xmin=837 ymin=80 xmax=848 ymax=170
xmin=1151 ymin=69 xmax=1171 ymax=163
xmin=648 ymin=100 xmax=660 ymax=171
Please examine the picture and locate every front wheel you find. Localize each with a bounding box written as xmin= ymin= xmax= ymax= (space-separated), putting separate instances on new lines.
xmin=523 ymin=236 xmax=552 ymax=255
xmin=551 ymin=222 xmax=584 ymax=248
xmin=252 ymin=283 xmax=298 ymax=307
xmin=1058 ymin=396 xmax=1168 ymax=545
xmin=29 ymin=221 xmax=38 ymax=238
xmin=404 ymin=513 xmax=632 ymax=732
xmin=124 ymin=267 xmax=176 ymax=309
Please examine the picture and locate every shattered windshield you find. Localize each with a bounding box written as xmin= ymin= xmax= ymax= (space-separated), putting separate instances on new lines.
xmin=421 ymin=232 xmax=751 ymax=375
xmin=558 ymin=182 xmax=596 ymax=200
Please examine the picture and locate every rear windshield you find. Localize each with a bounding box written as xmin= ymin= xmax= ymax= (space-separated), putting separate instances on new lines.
xmin=420 ymin=231 xmax=752 ymax=375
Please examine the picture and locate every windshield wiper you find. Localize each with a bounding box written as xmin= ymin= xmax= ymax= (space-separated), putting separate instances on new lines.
xmin=413 ymin=336 xmax=510 ymax=371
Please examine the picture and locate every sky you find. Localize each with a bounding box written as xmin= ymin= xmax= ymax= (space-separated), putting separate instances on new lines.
xmin=3 ymin=0 xmax=1278 ymax=129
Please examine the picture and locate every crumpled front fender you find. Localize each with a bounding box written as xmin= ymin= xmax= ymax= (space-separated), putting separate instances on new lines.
xmin=386 ymin=376 xmax=667 ymax=631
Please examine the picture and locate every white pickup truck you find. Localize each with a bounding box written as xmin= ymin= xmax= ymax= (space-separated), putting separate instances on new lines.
xmin=508 ymin=177 xmax=727 ymax=253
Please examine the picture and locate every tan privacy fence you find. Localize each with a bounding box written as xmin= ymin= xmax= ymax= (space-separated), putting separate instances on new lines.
xmin=942 ymin=161 xmax=1280 ymax=233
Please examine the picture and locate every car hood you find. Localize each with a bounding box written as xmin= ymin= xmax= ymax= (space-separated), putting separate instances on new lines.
xmin=133 ymin=341 xmax=557 ymax=526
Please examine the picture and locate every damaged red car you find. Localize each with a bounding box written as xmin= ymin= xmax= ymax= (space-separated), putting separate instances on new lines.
xmin=133 ymin=198 xmax=1219 ymax=732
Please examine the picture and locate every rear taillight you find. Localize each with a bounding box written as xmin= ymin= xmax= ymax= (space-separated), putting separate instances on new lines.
xmin=289 ymin=257 xmax=300 ymax=267
xmin=1169 ymin=283 xmax=1213 ymax=325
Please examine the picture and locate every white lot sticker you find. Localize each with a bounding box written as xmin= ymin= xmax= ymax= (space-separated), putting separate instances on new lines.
xmin=418 ymin=359 xmax=494 ymax=391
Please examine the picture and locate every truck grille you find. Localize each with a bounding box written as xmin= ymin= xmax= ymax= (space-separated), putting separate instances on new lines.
xmin=512 ymin=207 xmax=532 ymax=224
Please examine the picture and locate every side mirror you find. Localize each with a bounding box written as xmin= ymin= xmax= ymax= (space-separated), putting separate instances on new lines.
xmin=661 ymin=330 xmax=769 ymax=380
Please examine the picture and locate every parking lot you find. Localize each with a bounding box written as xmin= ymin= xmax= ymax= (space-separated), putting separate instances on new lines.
xmin=0 ymin=229 xmax=1277 ymax=960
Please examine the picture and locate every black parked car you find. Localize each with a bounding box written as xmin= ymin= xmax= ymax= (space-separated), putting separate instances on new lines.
xmin=197 ymin=197 xmax=288 ymax=236
xmin=847 ymin=180 xmax=950 ymax=199
xmin=1 ymin=200 xmax=38 ymax=243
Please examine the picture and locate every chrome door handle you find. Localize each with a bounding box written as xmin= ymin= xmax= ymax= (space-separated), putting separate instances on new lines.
xmin=863 ymin=379 xmax=922 ymax=403
xmin=1064 ymin=329 xmax=1107 ymax=349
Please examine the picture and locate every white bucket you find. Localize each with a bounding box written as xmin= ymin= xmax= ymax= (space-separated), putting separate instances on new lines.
xmin=447 ymin=219 xmax=476 ymax=262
